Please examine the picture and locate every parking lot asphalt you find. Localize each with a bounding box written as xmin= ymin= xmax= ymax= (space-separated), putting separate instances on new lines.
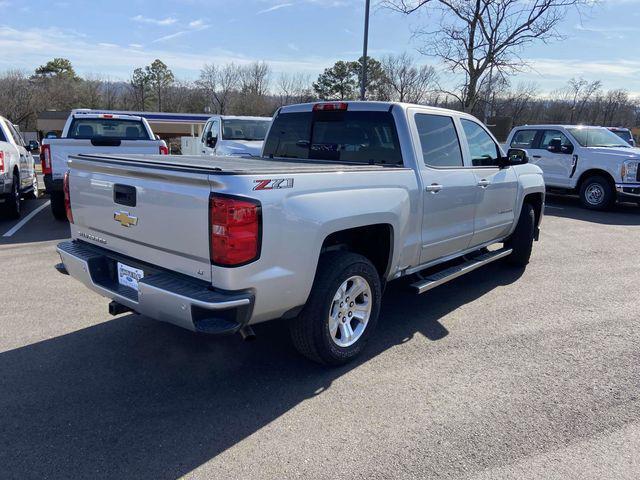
xmin=0 ymin=195 xmax=639 ymax=480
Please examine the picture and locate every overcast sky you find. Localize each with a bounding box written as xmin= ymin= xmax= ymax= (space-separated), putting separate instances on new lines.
xmin=1 ymin=0 xmax=639 ymax=94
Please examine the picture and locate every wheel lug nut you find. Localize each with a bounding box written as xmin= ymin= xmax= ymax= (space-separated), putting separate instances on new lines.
xmin=350 ymin=302 xmax=354 ymax=307
xmin=348 ymin=311 xmax=352 ymax=317
xmin=340 ymin=302 xmax=343 ymax=307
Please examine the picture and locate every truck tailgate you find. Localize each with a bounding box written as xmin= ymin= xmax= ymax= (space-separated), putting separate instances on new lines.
xmin=67 ymin=154 xmax=213 ymax=282
xmin=49 ymin=139 xmax=163 ymax=180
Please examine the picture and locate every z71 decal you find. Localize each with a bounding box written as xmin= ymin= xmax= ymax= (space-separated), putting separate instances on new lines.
xmin=253 ymin=178 xmax=294 ymax=190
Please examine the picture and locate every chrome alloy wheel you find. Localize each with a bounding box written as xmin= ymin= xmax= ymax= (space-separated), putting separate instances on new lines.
xmin=328 ymin=275 xmax=372 ymax=348
xmin=585 ymin=183 xmax=605 ymax=206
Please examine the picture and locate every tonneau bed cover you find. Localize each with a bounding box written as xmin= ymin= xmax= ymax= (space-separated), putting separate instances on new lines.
xmin=71 ymin=153 xmax=405 ymax=175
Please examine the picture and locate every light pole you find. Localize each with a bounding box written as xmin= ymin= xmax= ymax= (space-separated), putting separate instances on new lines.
xmin=360 ymin=0 xmax=370 ymax=101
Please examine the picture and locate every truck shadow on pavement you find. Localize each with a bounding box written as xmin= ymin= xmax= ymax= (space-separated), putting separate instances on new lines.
xmin=0 ymin=263 xmax=523 ymax=479
xmin=544 ymin=195 xmax=640 ymax=226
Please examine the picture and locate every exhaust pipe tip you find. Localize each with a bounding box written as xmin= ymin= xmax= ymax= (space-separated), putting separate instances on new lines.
xmin=239 ymin=325 xmax=256 ymax=341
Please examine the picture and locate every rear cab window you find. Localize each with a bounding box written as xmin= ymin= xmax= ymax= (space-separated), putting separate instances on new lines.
xmin=67 ymin=118 xmax=151 ymax=140
xmin=263 ymin=110 xmax=402 ymax=165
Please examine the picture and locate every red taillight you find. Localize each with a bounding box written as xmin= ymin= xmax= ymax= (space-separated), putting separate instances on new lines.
xmin=63 ymin=170 xmax=74 ymax=223
xmin=0 ymin=151 xmax=4 ymax=174
xmin=40 ymin=144 xmax=52 ymax=174
xmin=313 ymin=102 xmax=348 ymax=112
xmin=101 ymin=114 xmax=113 ymax=118
xmin=159 ymin=145 xmax=168 ymax=155
xmin=209 ymin=194 xmax=261 ymax=266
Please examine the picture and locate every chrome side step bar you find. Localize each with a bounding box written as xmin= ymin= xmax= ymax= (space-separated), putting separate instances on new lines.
xmin=411 ymin=248 xmax=513 ymax=294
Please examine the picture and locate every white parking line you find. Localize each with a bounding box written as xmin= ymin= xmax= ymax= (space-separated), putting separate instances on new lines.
xmin=2 ymin=201 xmax=51 ymax=237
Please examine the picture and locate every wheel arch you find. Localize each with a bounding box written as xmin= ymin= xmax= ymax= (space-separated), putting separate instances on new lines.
xmin=576 ymin=169 xmax=616 ymax=191
xmin=320 ymin=223 xmax=394 ymax=280
xmin=523 ymin=192 xmax=544 ymax=229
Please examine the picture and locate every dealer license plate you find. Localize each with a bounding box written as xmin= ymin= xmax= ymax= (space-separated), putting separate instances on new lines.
xmin=117 ymin=262 xmax=144 ymax=291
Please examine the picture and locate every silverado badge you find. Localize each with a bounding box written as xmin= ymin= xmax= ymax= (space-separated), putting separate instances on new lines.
xmin=114 ymin=211 xmax=138 ymax=228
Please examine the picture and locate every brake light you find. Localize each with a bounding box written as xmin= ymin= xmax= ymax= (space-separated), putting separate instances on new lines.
xmin=159 ymin=145 xmax=169 ymax=155
xmin=0 ymin=151 xmax=4 ymax=174
xmin=313 ymin=102 xmax=348 ymax=112
xmin=63 ymin=170 xmax=74 ymax=223
xmin=100 ymin=114 xmax=113 ymax=118
xmin=40 ymin=144 xmax=52 ymax=174
xmin=209 ymin=194 xmax=261 ymax=266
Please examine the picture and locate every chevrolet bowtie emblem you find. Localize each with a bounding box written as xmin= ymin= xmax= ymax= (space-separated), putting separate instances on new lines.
xmin=114 ymin=211 xmax=138 ymax=227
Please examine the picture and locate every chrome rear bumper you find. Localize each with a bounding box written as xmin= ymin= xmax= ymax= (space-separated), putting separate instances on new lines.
xmin=56 ymin=240 xmax=254 ymax=334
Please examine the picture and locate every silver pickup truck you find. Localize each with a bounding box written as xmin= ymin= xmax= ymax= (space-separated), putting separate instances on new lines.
xmin=56 ymin=101 xmax=545 ymax=365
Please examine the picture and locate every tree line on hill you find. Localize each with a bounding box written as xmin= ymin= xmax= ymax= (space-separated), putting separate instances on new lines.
xmin=0 ymin=56 xmax=637 ymax=134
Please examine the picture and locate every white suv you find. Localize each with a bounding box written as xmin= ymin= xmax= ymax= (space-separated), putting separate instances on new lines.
xmin=506 ymin=125 xmax=640 ymax=209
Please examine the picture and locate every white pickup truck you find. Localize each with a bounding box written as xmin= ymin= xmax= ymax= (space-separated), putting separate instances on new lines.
xmin=41 ymin=111 xmax=168 ymax=220
xmin=56 ymin=101 xmax=545 ymax=365
xmin=0 ymin=116 xmax=39 ymax=218
xmin=506 ymin=125 xmax=640 ymax=209
xmin=200 ymin=115 xmax=272 ymax=157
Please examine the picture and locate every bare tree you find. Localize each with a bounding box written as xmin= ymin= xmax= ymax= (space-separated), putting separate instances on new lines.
xmin=236 ymin=62 xmax=272 ymax=115
xmin=0 ymin=70 xmax=37 ymax=127
xmin=197 ymin=63 xmax=240 ymax=115
xmin=384 ymin=0 xmax=589 ymax=114
xmin=277 ymin=72 xmax=314 ymax=106
xmin=382 ymin=53 xmax=437 ymax=104
xmin=566 ymin=77 xmax=602 ymax=123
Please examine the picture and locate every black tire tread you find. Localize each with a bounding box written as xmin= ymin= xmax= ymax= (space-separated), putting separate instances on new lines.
xmin=290 ymin=251 xmax=381 ymax=365
xmin=4 ymin=173 xmax=21 ymax=219
xmin=506 ymin=203 xmax=535 ymax=267
xmin=51 ymin=192 xmax=67 ymax=221
xmin=579 ymin=175 xmax=614 ymax=211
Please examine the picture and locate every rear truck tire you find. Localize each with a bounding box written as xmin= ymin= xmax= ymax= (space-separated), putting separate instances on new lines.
xmin=50 ymin=191 xmax=67 ymax=221
xmin=4 ymin=173 xmax=21 ymax=219
xmin=506 ymin=203 xmax=535 ymax=267
xmin=289 ymin=251 xmax=382 ymax=366
xmin=579 ymin=175 xmax=614 ymax=210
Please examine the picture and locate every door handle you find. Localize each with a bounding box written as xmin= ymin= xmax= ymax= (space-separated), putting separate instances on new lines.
xmin=477 ymin=179 xmax=490 ymax=188
xmin=532 ymin=155 xmax=541 ymax=159
xmin=425 ymin=183 xmax=443 ymax=193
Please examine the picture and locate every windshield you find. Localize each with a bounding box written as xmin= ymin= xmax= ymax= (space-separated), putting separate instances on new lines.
xmin=221 ymin=119 xmax=270 ymax=141
xmin=567 ymin=127 xmax=630 ymax=148
xmin=262 ymin=110 xmax=402 ymax=165
xmin=67 ymin=118 xmax=151 ymax=140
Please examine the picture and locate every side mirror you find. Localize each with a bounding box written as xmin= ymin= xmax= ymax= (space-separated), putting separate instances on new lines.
xmin=547 ymin=138 xmax=562 ymax=153
xmin=206 ymin=132 xmax=218 ymax=148
xmin=26 ymin=140 xmax=40 ymax=153
xmin=561 ymin=144 xmax=574 ymax=154
xmin=500 ymin=148 xmax=529 ymax=168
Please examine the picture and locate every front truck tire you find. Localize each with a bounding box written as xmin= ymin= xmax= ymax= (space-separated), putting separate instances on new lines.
xmin=579 ymin=175 xmax=614 ymax=210
xmin=290 ymin=252 xmax=382 ymax=366
xmin=506 ymin=203 xmax=535 ymax=267
xmin=50 ymin=191 xmax=67 ymax=221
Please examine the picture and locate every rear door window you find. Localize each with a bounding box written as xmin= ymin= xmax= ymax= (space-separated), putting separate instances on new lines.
xmin=67 ymin=118 xmax=151 ymax=140
xmin=415 ymin=114 xmax=463 ymax=167
xmin=510 ymin=130 xmax=538 ymax=149
xmin=263 ymin=110 xmax=402 ymax=165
